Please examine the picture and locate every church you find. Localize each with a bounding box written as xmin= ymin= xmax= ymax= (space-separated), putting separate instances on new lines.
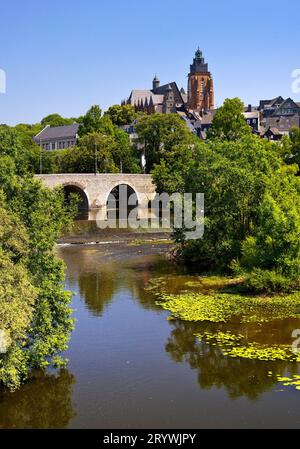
xmin=123 ymin=49 xmax=214 ymax=116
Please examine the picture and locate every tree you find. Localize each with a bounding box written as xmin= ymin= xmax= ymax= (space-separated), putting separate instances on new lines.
xmin=58 ymin=133 xmax=118 ymax=173
xmin=79 ymin=105 xmax=103 ymax=136
xmin=41 ymin=114 xmax=76 ymax=127
xmin=153 ymin=132 xmax=285 ymax=271
xmin=207 ymin=98 xmax=252 ymax=141
xmin=237 ymin=166 xmax=300 ymax=292
xmin=0 ymin=125 xmax=39 ymax=175
xmin=282 ymin=127 xmax=300 ymax=171
xmin=104 ymin=104 xmax=137 ymax=126
xmin=135 ymin=113 xmax=195 ymax=172
xmin=0 ymin=134 xmax=77 ymax=389
xmin=112 ymin=128 xmax=140 ymax=173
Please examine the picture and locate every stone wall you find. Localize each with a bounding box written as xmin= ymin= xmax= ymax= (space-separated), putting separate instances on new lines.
xmin=35 ymin=173 xmax=157 ymax=209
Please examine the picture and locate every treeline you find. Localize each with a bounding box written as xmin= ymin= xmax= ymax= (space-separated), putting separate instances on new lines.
xmin=150 ymin=98 xmax=300 ymax=293
xmin=0 ymin=104 xmax=141 ymax=175
xmin=0 ymin=98 xmax=299 ymax=392
xmin=0 ymin=124 xmax=78 ymax=390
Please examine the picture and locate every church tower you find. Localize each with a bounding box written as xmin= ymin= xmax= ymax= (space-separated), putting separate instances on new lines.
xmin=187 ymin=48 xmax=214 ymax=113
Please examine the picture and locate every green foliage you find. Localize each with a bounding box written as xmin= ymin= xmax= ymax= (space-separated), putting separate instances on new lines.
xmin=104 ymin=104 xmax=137 ymax=126
xmin=41 ymin=130 xmax=140 ymax=175
xmin=41 ymin=114 xmax=77 ymax=127
xmin=79 ymin=105 xmax=103 ymax=136
xmin=207 ymin=98 xmax=252 ymax=141
xmin=0 ymin=125 xmax=40 ymax=175
xmin=136 ymin=113 xmax=195 ymax=172
xmin=155 ymin=134 xmax=283 ymax=269
xmin=0 ymin=136 xmax=76 ymax=390
xmin=236 ymin=168 xmax=300 ymax=291
xmin=58 ymin=133 xmax=118 ymax=173
xmin=282 ymin=126 xmax=300 ymax=170
xmin=152 ymin=106 xmax=300 ymax=291
xmin=112 ymin=127 xmax=140 ymax=173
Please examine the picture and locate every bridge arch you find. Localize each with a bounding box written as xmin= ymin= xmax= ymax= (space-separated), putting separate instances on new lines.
xmin=62 ymin=183 xmax=90 ymax=211
xmin=105 ymin=182 xmax=139 ymax=209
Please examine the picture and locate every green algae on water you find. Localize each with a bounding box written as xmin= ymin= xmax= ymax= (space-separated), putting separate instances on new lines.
xmin=156 ymin=292 xmax=300 ymax=323
xmin=195 ymin=331 xmax=300 ymax=363
xmin=268 ymin=372 xmax=300 ymax=392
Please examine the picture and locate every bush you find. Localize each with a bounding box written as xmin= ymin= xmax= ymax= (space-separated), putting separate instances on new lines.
xmin=244 ymin=268 xmax=295 ymax=293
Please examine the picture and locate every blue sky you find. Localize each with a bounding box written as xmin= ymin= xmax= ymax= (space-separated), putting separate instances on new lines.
xmin=0 ymin=0 xmax=299 ymax=125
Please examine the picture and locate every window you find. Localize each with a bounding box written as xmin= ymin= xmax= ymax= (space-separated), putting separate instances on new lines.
xmin=201 ymin=79 xmax=204 ymax=94
xmin=52 ymin=142 xmax=56 ymax=150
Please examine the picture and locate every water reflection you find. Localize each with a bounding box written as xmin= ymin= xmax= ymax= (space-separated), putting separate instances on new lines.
xmin=165 ymin=320 xmax=295 ymax=400
xmin=62 ymin=248 xmax=298 ymax=401
xmin=2 ymin=245 xmax=300 ymax=428
xmin=0 ymin=370 xmax=75 ymax=429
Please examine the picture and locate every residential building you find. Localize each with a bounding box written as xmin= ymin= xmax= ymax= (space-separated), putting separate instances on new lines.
xmin=33 ymin=124 xmax=80 ymax=150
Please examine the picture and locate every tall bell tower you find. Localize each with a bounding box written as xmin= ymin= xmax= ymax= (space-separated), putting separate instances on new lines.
xmin=187 ymin=48 xmax=214 ymax=113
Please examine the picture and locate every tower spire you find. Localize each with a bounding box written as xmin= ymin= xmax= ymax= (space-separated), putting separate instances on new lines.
xmin=152 ymin=74 xmax=160 ymax=91
xmin=187 ymin=49 xmax=214 ymax=113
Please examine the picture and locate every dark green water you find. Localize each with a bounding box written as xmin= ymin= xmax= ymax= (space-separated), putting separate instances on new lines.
xmin=0 ymin=243 xmax=300 ymax=429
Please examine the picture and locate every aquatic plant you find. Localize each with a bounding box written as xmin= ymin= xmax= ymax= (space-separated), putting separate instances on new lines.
xmin=195 ymin=331 xmax=300 ymax=363
xmin=156 ymin=292 xmax=300 ymax=323
xmin=268 ymin=372 xmax=300 ymax=391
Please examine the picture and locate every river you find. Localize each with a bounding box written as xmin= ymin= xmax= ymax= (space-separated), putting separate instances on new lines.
xmin=0 ymin=238 xmax=300 ymax=428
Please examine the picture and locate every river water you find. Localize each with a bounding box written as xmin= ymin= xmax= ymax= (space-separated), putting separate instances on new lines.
xmin=0 ymin=241 xmax=300 ymax=428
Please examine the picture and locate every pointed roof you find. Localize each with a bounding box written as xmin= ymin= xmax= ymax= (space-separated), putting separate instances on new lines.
xmin=189 ymin=48 xmax=208 ymax=74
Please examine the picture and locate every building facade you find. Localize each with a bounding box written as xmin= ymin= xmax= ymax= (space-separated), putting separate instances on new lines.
xmin=33 ymin=124 xmax=80 ymax=150
xmin=187 ymin=48 xmax=214 ymax=113
xmin=124 ymin=49 xmax=214 ymax=117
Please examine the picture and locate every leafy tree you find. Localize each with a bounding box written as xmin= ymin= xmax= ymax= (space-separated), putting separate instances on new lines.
xmin=79 ymin=105 xmax=103 ymax=136
xmin=58 ymin=133 xmax=118 ymax=173
xmin=0 ymin=125 xmax=39 ymax=175
xmin=0 ymin=194 xmax=37 ymax=389
xmin=153 ymin=132 xmax=285 ymax=271
xmin=282 ymin=127 xmax=300 ymax=171
xmin=112 ymin=128 xmax=140 ymax=173
xmin=236 ymin=166 xmax=300 ymax=292
xmin=207 ymin=98 xmax=252 ymax=141
xmin=41 ymin=114 xmax=76 ymax=127
xmin=135 ymin=113 xmax=195 ymax=172
xmin=105 ymin=104 xmax=137 ymax=126
xmin=0 ymin=133 xmax=77 ymax=389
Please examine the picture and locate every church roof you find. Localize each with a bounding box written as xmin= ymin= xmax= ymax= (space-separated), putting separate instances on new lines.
xmin=127 ymin=89 xmax=164 ymax=106
xmin=128 ymin=89 xmax=152 ymax=104
xmin=152 ymin=81 xmax=186 ymax=105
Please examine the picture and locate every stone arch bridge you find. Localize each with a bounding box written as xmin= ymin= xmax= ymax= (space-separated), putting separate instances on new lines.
xmin=35 ymin=174 xmax=157 ymax=212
